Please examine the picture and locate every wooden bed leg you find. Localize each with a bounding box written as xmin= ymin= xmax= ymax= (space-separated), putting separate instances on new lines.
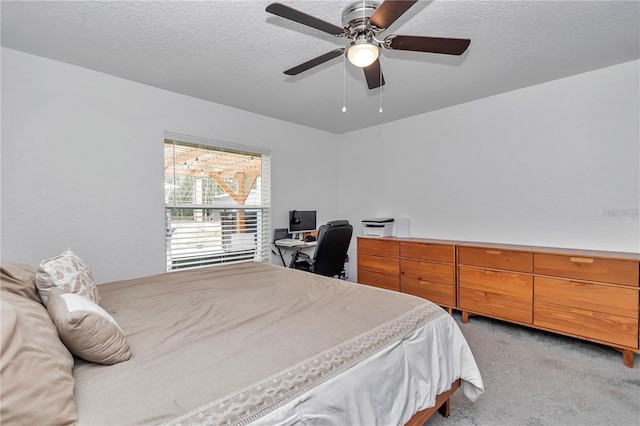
xmin=461 ymin=311 xmax=469 ymax=324
xmin=404 ymin=380 xmax=460 ymax=426
xmin=437 ymin=398 xmax=451 ymax=418
xmin=622 ymin=349 xmax=634 ymax=368
xmin=446 ymin=307 xmax=453 ymax=315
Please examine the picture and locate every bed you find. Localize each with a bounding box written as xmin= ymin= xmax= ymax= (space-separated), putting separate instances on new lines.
xmin=1 ymin=260 xmax=483 ymax=425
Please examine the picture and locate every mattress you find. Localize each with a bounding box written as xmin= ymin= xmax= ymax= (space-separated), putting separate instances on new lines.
xmin=72 ymin=262 xmax=483 ymax=425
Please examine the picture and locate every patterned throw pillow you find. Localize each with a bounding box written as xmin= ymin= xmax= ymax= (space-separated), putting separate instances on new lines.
xmin=35 ymin=248 xmax=100 ymax=306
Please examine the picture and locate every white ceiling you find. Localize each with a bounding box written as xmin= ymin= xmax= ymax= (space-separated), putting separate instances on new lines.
xmin=2 ymin=1 xmax=639 ymax=134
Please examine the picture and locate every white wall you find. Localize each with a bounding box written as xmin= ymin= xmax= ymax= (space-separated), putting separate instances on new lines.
xmin=339 ymin=60 xmax=640 ymax=280
xmin=1 ymin=48 xmax=341 ymax=282
xmin=3 ymin=48 xmax=638 ymax=284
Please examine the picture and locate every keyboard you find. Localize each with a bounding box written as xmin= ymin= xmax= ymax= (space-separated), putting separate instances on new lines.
xmin=276 ymin=238 xmax=304 ymax=247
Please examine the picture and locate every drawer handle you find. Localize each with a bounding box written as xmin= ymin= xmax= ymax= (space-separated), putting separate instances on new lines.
xmin=570 ymin=257 xmax=594 ymax=264
xmin=485 ymin=249 xmax=502 ymax=255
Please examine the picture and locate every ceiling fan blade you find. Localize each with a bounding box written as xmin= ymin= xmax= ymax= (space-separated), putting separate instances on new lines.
xmin=266 ymin=3 xmax=346 ymax=36
xmin=363 ymin=59 xmax=385 ymax=90
xmin=384 ymin=35 xmax=471 ymax=55
xmin=369 ymin=0 xmax=418 ymax=30
xmin=284 ymin=48 xmax=345 ymax=75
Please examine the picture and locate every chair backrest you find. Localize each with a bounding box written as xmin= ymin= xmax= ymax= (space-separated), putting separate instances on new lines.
xmin=311 ymin=220 xmax=353 ymax=277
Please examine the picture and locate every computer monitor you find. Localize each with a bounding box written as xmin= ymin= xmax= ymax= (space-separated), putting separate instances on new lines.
xmin=288 ymin=210 xmax=317 ymax=234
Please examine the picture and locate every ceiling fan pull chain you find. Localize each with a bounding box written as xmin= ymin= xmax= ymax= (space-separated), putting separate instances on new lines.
xmin=342 ymin=53 xmax=347 ymax=113
xmin=378 ymin=66 xmax=383 ymax=113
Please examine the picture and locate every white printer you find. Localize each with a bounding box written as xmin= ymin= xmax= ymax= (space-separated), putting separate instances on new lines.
xmin=362 ymin=217 xmax=394 ymax=237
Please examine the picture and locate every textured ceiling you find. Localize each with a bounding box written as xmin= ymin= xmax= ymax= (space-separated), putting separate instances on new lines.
xmin=2 ymin=0 xmax=639 ymax=134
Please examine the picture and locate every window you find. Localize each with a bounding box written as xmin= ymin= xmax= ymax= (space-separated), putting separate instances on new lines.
xmin=164 ymin=134 xmax=271 ymax=271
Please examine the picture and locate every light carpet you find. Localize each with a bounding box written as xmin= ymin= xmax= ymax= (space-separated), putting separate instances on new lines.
xmin=427 ymin=313 xmax=640 ymax=426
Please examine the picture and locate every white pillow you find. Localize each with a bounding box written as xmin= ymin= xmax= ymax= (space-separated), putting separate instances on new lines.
xmin=36 ymin=248 xmax=100 ymax=306
xmin=47 ymin=287 xmax=132 ymax=365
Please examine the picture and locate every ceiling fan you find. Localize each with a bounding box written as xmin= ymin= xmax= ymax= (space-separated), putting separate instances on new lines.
xmin=266 ymin=0 xmax=471 ymax=89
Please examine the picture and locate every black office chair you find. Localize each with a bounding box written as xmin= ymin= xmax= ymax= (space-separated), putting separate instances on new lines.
xmin=293 ymin=220 xmax=353 ymax=277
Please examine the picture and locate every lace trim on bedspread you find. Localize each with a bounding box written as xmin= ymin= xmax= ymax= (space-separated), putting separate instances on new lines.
xmin=162 ymin=302 xmax=445 ymax=426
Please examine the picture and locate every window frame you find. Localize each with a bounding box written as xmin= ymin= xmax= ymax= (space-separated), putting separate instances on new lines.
xmin=164 ymin=132 xmax=271 ymax=271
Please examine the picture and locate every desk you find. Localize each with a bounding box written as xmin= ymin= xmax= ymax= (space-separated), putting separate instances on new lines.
xmin=274 ymin=239 xmax=317 ymax=268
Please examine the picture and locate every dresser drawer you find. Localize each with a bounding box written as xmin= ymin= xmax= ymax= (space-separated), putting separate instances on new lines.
xmin=358 ymin=253 xmax=399 ymax=275
xmin=401 ymin=277 xmax=454 ymax=306
xmin=459 ymin=288 xmax=532 ymax=324
xmin=535 ymin=277 xmax=638 ymax=318
xmin=459 ymin=266 xmax=532 ymax=299
xmin=459 ymin=246 xmax=532 ymax=273
xmin=401 ymin=259 xmax=454 ymax=285
xmin=400 ymin=242 xmax=455 ymax=263
xmin=358 ymin=269 xmax=400 ymax=291
xmin=534 ymin=301 xmax=638 ymax=348
xmin=534 ymin=253 xmax=639 ymax=286
xmin=358 ymin=238 xmax=399 ymax=256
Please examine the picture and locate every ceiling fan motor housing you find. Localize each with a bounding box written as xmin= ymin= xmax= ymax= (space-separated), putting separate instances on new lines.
xmin=342 ymin=0 xmax=381 ymax=68
xmin=342 ymin=1 xmax=380 ymax=34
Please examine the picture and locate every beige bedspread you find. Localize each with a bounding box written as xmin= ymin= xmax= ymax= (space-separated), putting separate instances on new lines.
xmin=73 ymin=262 xmax=448 ymax=425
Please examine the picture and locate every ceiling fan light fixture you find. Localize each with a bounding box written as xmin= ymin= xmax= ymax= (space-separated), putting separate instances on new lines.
xmin=346 ymin=41 xmax=380 ymax=68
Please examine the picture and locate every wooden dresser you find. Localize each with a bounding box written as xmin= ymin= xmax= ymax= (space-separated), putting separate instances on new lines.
xmin=457 ymin=242 xmax=640 ymax=368
xmin=357 ymin=237 xmax=400 ymax=291
xmin=357 ymin=237 xmax=460 ymax=313
xmin=458 ymin=244 xmax=534 ymax=325
xmin=356 ymin=237 xmax=640 ymax=367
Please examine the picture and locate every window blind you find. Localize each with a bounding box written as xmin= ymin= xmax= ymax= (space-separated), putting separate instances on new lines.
xmin=164 ymin=136 xmax=271 ymax=271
